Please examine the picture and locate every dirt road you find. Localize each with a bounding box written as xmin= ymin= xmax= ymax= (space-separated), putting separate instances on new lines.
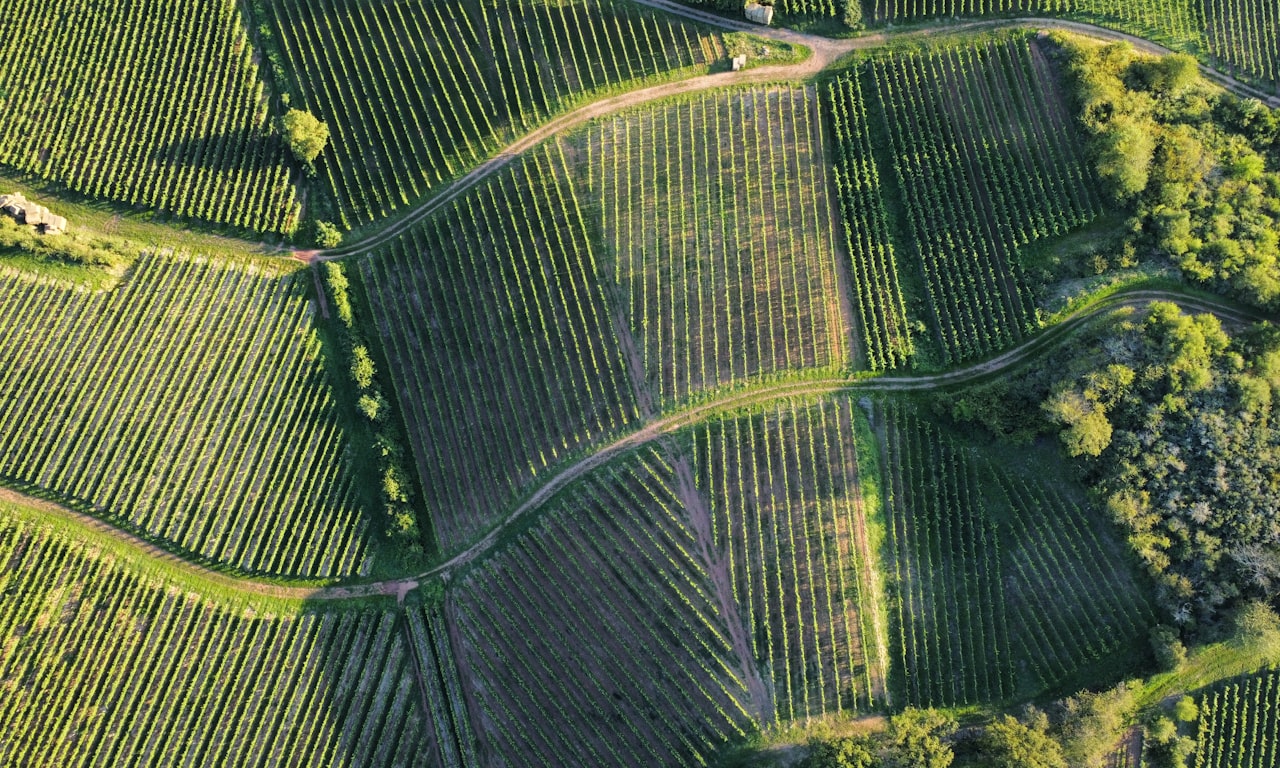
xmin=4 ymin=289 xmax=1267 ymax=602
xmin=311 ymin=11 xmax=1276 ymax=263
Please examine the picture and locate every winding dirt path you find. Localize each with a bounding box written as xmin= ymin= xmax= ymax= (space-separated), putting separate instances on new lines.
xmin=307 ymin=12 xmax=1276 ymax=264
xmin=2 ymin=289 xmax=1269 ymax=602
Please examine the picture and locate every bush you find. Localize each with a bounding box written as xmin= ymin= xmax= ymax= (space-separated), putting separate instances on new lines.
xmin=350 ymin=345 xmax=375 ymax=390
xmin=357 ymin=393 xmax=385 ymax=422
xmin=1173 ymin=696 xmax=1197 ymax=723
xmin=1150 ymin=625 xmax=1187 ymax=671
xmin=314 ymin=220 xmax=342 ymax=248
xmin=323 ymin=261 xmax=353 ymax=327
xmin=842 ymin=0 xmax=862 ymax=29
xmin=800 ymin=736 xmax=877 ymax=768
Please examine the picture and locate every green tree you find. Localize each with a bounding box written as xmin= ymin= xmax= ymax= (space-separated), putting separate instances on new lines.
xmin=1173 ymin=696 xmax=1198 ymax=723
xmin=801 ymin=736 xmax=877 ymax=768
xmin=1044 ymin=388 xmax=1113 ymax=457
xmin=281 ymin=109 xmax=329 ymax=165
xmin=1095 ymin=114 xmax=1155 ymax=200
xmin=314 ymin=220 xmax=342 ymax=249
xmin=884 ymin=709 xmax=956 ymax=768
xmin=842 ymin=0 xmax=863 ymax=29
xmin=351 ymin=345 xmax=375 ymax=390
xmin=979 ymin=711 xmax=1067 ymax=768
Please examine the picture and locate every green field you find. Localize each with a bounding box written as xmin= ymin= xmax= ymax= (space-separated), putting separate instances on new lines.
xmin=0 ymin=255 xmax=369 ymax=578
xmin=0 ymin=518 xmax=423 ymax=765
xmin=252 ymin=0 xmax=725 ymax=229
xmin=0 ymin=0 xmax=299 ymax=234
xmin=2 ymin=0 xmax=1279 ymax=765
xmin=576 ymin=86 xmax=852 ymax=398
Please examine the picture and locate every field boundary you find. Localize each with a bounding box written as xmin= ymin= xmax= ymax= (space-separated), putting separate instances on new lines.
xmin=2 ymin=287 xmax=1268 ymax=603
xmin=302 ymin=13 xmax=1278 ymax=264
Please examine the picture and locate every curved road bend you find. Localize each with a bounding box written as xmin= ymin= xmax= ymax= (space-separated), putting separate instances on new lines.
xmin=3 ymin=289 xmax=1268 ymax=603
xmin=307 ymin=10 xmax=1276 ymax=263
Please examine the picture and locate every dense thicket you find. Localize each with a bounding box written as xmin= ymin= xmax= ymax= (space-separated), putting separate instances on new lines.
xmin=941 ymin=302 xmax=1280 ymax=626
xmin=1062 ymin=38 xmax=1280 ymax=310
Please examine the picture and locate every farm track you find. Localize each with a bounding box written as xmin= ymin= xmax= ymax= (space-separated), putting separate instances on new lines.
xmin=305 ymin=8 xmax=1279 ymax=263
xmin=2 ymin=289 xmax=1269 ymax=603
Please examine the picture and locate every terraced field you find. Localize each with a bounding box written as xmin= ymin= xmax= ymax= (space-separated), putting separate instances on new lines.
xmin=879 ymin=403 xmax=1156 ymax=706
xmin=358 ymin=144 xmax=637 ymax=555
xmin=693 ymin=397 xmax=887 ymax=721
xmin=449 ymin=447 xmax=755 ymax=766
xmin=6 ymin=0 xmax=1277 ymax=764
xmin=834 ymin=37 xmax=1101 ymax=364
xmin=0 ymin=256 xmax=368 ymax=578
xmin=1193 ymin=668 xmax=1280 ymax=768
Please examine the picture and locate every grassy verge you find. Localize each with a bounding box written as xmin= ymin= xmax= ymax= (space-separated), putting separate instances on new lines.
xmin=0 ymin=492 xmax=394 ymax=613
xmin=0 ymin=169 xmax=287 ymax=258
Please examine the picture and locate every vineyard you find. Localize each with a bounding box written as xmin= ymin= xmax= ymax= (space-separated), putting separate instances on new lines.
xmin=449 ymin=446 xmax=755 ymax=766
xmin=0 ymin=0 xmax=298 ymax=234
xmin=1203 ymin=0 xmax=1279 ymax=88
xmin=1193 ymin=668 xmax=1280 ymax=768
xmin=879 ymin=402 xmax=1155 ymax=706
xmin=358 ymin=144 xmax=636 ymax=555
xmin=253 ymin=0 xmax=724 ymax=228
xmin=0 ymin=256 xmax=368 ymax=578
xmin=841 ymin=36 xmax=1101 ymax=363
xmin=0 ymin=518 xmax=427 ymax=766
xmin=826 ymin=75 xmax=913 ymax=370
xmin=693 ymin=397 xmax=886 ymax=722
xmin=576 ymin=86 xmax=851 ymax=401
xmin=870 ymin=0 xmax=1201 ymax=47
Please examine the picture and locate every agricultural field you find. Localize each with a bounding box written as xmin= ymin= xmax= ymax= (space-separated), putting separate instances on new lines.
xmin=574 ymin=86 xmax=852 ymax=400
xmin=879 ymin=402 xmax=1156 ymax=706
xmin=1203 ymin=0 xmax=1280 ymax=87
xmin=1193 ymin=668 xmax=1280 ymax=768
xmin=253 ymin=0 xmax=725 ymax=228
xmin=832 ymin=36 xmax=1101 ymax=364
xmin=358 ymin=144 xmax=637 ymax=555
xmin=692 ymin=397 xmax=887 ymax=722
xmin=0 ymin=256 xmax=369 ymax=578
xmin=0 ymin=0 xmax=299 ymax=234
xmin=0 ymin=518 xmax=426 ymax=766
xmin=4 ymin=0 xmax=1280 ymax=763
xmin=448 ymin=446 xmax=755 ymax=767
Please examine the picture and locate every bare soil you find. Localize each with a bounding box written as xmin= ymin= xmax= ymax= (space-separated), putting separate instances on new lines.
xmin=672 ymin=453 xmax=772 ymax=720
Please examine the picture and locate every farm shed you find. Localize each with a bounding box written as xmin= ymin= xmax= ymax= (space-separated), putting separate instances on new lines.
xmin=744 ymin=2 xmax=773 ymax=25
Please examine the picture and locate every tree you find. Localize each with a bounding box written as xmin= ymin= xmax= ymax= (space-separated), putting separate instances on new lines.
xmin=1150 ymin=625 xmax=1186 ymax=671
xmin=314 ymin=220 xmax=342 ymax=248
xmin=884 ymin=709 xmax=956 ymax=768
xmin=281 ymin=109 xmax=329 ymax=165
xmin=351 ymin=345 xmax=375 ymax=390
xmin=801 ymin=736 xmax=877 ymax=768
xmin=979 ymin=711 xmax=1067 ymax=768
xmin=842 ymin=0 xmax=862 ymax=29
xmin=1044 ymin=388 xmax=1113 ymax=457
xmin=1095 ymin=114 xmax=1155 ymax=200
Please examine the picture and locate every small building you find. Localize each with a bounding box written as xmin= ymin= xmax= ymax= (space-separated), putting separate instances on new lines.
xmin=744 ymin=2 xmax=773 ymax=25
xmin=731 ymin=55 xmax=748 ymax=71
xmin=0 ymin=192 xmax=65 ymax=235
